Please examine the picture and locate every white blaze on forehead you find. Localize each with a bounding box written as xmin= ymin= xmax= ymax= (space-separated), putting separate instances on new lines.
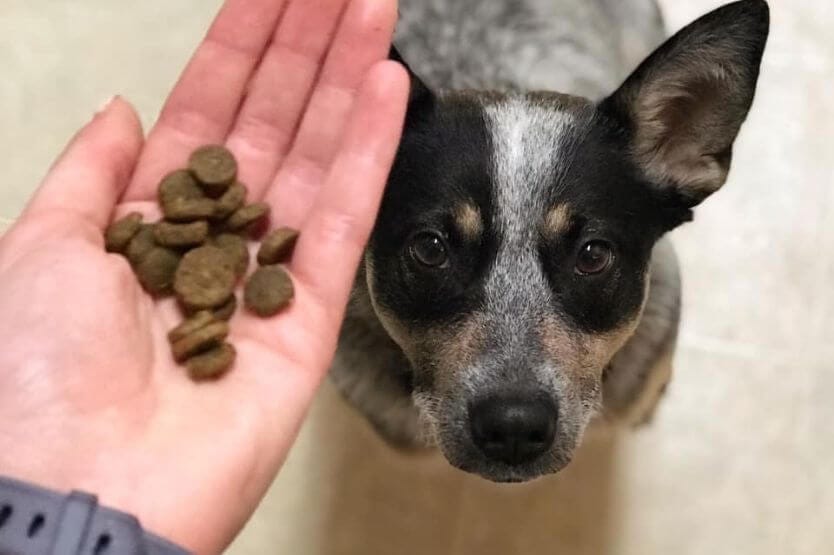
xmin=479 ymin=96 xmax=577 ymax=350
xmin=482 ymin=96 xmax=575 ymax=244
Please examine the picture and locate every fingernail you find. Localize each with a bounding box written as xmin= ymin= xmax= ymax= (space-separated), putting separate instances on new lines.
xmin=95 ymin=95 xmax=119 ymax=116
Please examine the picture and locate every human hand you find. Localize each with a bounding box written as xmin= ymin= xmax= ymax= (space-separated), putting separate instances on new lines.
xmin=0 ymin=0 xmax=407 ymax=553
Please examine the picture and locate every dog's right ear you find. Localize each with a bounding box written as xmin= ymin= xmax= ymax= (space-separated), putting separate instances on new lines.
xmin=599 ymin=0 xmax=769 ymax=209
xmin=389 ymin=45 xmax=435 ymax=124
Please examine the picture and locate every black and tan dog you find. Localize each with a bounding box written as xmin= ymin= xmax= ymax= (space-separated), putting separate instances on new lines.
xmin=330 ymin=0 xmax=770 ymax=483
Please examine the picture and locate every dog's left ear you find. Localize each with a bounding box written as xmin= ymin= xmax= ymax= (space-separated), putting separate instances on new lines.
xmin=600 ymin=0 xmax=769 ymax=207
xmin=389 ymin=45 xmax=435 ymax=126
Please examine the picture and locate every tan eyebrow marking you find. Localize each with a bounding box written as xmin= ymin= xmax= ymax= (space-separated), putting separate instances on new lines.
xmin=454 ymin=203 xmax=483 ymax=240
xmin=543 ymin=204 xmax=573 ymax=236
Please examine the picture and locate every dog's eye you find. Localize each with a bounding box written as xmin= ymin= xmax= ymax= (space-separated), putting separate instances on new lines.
xmin=575 ymin=241 xmax=613 ymax=275
xmin=409 ymin=232 xmax=448 ymax=268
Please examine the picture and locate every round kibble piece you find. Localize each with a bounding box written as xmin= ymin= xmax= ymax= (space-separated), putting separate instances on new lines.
xmin=126 ymin=225 xmax=157 ymax=265
xmin=213 ymin=183 xmax=247 ymax=220
xmin=189 ymin=145 xmax=237 ymax=196
xmin=257 ymin=228 xmax=300 ymax=266
xmin=154 ymin=221 xmax=209 ymax=248
xmin=213 ymin=233 xmax=249 ymax=278
xmin=212 ymin=294 xmax=238 ymax=321
xmin=174 ymin=246 xmax=237 ymax=310
xmin=104 ymin=212 xmax=143 ymax=253
xmin=163 ymin=198 xmax=216 ymax=222
xmin=158 ymin=169 xmax=204 ymax=207
xmin=187 ymin=342 xmax=236 ymax=381
xmin=225 ymin=202 xmax=270 ymax=233
xmin=244 ymin=265 xmax=294 ymax=317
xmin=168 ymin=311 xmax=214 ymax=344
xmin=135 ymin=247 xmax=181 ymax=295
xmin=171 ymin=321 xmax=229 ymax=362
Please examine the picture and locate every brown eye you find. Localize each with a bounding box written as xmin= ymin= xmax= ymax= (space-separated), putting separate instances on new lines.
xmin=410 ymin=232 xmax=448 ymax=268
xmin=575 ymin=241 xmax=613 ymax=275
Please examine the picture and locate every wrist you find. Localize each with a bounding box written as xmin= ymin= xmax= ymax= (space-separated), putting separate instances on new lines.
xmin=0 ymin=475 xmax=190 ymax=554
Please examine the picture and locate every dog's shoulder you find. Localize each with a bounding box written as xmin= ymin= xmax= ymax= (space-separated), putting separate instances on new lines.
xmin=331 ymin=268 xmax=425 ymax=447
xmin=602 ymin=237 xmax=681 ymax=424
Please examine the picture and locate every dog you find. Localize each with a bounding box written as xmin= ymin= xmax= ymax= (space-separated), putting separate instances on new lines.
xmin=330 ymin=0 xmax=770 ymax=483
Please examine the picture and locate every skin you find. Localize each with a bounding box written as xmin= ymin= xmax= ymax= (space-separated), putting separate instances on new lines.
xmin=0 ymin=1 xmax=408 ymax=554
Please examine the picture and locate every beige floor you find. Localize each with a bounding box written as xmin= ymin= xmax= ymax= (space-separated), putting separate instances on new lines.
xmin=2 ymin=1 xmax=832 ymax=554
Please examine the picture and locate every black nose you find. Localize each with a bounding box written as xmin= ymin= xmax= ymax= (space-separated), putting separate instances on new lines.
xmin=469 ymin=394 xmax=557 ymax=465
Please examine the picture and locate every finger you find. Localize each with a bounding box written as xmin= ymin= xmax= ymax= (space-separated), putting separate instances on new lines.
xmin=225 ymin=0 xmax=349 ymax=197
xmin=292 ymin=61 xmax=408 ymax=325
xmin=263 ymin=0 xmax=398 ymax=227
xmin=122 ymin=0 xmax=289 ymax=202
xmin=21 ymin=97 xmax=144 ymax=232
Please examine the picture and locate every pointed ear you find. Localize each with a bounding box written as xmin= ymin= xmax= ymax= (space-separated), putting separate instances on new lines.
xmin=389 ymin=45 xmax=435 ymax=125
xmin=600 ymin=0 xmax=769 ymax=206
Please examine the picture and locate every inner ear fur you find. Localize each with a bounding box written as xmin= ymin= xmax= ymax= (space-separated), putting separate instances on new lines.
xmin=601 ymin=0 xmax=770 ymax=206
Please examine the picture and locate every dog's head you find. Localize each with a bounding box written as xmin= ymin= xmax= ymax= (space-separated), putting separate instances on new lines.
xmin=367 ymin=0 xmax=769 ymax=481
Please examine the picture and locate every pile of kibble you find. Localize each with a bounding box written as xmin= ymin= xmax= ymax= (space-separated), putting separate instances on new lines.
xmin=104 ymin=145 xmax=299 ymax=381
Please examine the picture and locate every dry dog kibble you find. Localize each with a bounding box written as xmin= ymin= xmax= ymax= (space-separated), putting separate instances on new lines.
xmin=158 ymin=169 xmax=204 ymax=207
xmin=105 ymin=212 xmax=143 ymax=253
xmin=225 ymin=202 xmax=270 ymax=233
xmin=213 ymin=183 xmax=247 ymax=220
xmin=102 ymin=143 xmax=301 ymax=382
xmin=174 ymin=246 xmax=237 ymax=310
xmin=154 ymin=221 xmax=209 ymax=248
xmin=171 ymin=321 xmax=229 ymax=362
xmin=213 ymin=233 xmax=249 ymax=278
xmin=244 ymin=265 xmax=294 ymax=317
xmin=168 ymin=310 xmax=214 ymax=344
xmin=135 ymin=247 xmax=181 ymax=295
xmin=126 ymin=224 xmax=157 ymax=265
xmin=187 ymin=342 xmax=236 ymax=380
xmin=257 ymin=228 xmax=300 ymax=266
xmin=163 ymin=198 xmax=216 ymax=222
xmin=189 ymin=145 xmax=237 ymax=197
xmin=213 ymin=294 xmax=238 ymax=321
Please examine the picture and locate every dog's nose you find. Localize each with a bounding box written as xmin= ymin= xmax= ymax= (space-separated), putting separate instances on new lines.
xmin=469 ymin=395 xmax=557 ymax=465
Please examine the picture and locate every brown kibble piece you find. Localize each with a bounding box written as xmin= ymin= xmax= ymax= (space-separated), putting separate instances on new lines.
xmin=105 ymin=212 xmax=143 ymax=253
xmin=171 ymin=321 xmax=229 ymax=362
xmin=225 ymin=202 xmax=270 ymax=233
xmin=174 ymin=246 xmax=237 ymax=310
xmin=135 ymin=247 xmax=181 ymax=295
xmin=213 ymin=233 xmax=249 ymax=278
xmin=158 ymin=169 xmax=204 ymax=207
xmin=182 ymin=294 xmax=236 ymax=321
xmin=244 ymin=265 xmax=294 ymax=317
xmin=154 ymin=221 xmax=209 ymax=248
xmin=163 ymin=198 xmax=216 ymax=222
xmin=213 ymin=183 xmax=247 ymax=220
xmin=257 ymin=228 xmax=300 ymax=266
xmin=187 ymin=342 xmax=236 ymax=380
xmin=168 ymin=311 xmax=214 ymax=344
xmin=212 ymin=294 xmax=238 ymax=321
xmin=126 ymin=225 xmax=156 ymax=265
xmin=189 ymin=145 xmax=237 ymax=196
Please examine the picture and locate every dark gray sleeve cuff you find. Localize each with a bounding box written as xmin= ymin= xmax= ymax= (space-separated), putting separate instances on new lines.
xmin=0 ymin=476 xmax=190 ymax=555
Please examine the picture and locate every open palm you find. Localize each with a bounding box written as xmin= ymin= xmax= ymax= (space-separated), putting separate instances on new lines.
xmin=0 ymin=1 xmax=407 ymax=553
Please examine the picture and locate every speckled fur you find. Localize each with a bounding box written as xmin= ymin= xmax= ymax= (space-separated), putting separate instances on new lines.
xmin=329 ymin=0 xmax=768 ymax=482
xmin=393 ymin=0 xmax=666 ymax=97
xmin=330 ymin=0 xmax=672 ymax=453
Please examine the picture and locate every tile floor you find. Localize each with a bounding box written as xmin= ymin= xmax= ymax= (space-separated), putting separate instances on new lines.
xmin=1 ymin=1 xmax=831 ymax=553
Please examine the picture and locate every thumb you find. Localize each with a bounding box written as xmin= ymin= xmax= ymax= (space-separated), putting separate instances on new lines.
xmin=22 ymin=97 xmax=145 ymax=232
